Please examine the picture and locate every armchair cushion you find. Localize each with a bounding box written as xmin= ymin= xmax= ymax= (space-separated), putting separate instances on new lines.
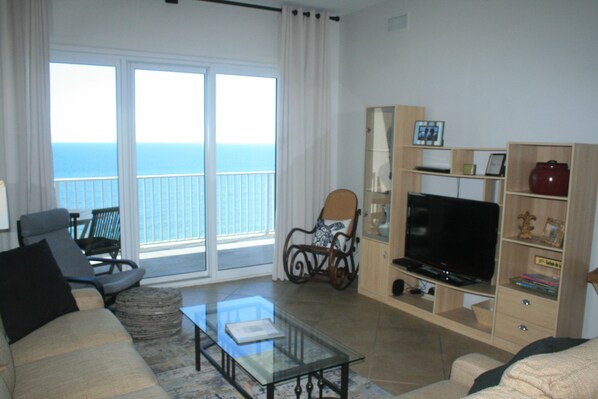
xmin=312 ymin=218 xmax=351 ymax=249
xmin=0 ymin=240 xmax=78 ymax=343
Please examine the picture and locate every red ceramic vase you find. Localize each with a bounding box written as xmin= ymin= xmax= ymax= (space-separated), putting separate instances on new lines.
xmin=529 ymin=160 xmax=570 ymax=196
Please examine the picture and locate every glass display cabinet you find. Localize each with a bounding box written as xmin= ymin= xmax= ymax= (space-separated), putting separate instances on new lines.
xmin=363 ymin=106 xmax=394 ymax=241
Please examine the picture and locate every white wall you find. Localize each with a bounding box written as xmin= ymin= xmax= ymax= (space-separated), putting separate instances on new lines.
xmin=338 ymin=0 xmax=598 ymax=337
xmin=49 ymin=0 xmax=280 ymax=64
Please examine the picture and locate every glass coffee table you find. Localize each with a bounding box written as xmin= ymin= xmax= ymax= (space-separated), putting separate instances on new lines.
xmin=181 ymin=296 xmax=364 ymax=398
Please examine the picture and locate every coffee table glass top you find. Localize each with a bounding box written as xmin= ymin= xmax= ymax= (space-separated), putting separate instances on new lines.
xmin=181 ymin=296 xmax=364 ymax=385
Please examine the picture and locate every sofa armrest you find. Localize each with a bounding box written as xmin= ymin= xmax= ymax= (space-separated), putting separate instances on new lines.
xmin=72 ymin=288 xmax=104 ymax=310
xmin=450 ymin=353 xmax=504 ymax=388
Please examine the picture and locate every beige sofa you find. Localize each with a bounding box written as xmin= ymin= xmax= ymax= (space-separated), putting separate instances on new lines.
xmin=395 ymin=338 xmax=598 ymax=399
xmin=0 ymin=288 xmax=169 ymax=399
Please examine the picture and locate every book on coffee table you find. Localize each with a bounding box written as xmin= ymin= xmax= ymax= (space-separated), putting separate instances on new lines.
xmin=225 ymin=318 xmax=285 ymax=344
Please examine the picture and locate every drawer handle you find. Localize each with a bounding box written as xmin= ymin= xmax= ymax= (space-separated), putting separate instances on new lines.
xmin=520 ymin=299 xmax=531 ymax=306
xmin=517 ymin=324 xmax=529 ymax=331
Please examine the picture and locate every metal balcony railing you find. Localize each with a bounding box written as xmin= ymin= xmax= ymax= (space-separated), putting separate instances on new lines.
xmin=54 ymin=172 xmax=275 ymax=245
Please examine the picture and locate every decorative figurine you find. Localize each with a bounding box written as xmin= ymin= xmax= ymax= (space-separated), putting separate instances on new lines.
xmin=518 ymin=211 xmax=536 ymax=239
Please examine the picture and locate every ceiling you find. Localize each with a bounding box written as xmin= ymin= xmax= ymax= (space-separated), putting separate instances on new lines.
xmin=245 ymin=0 xmax=388 ymax=16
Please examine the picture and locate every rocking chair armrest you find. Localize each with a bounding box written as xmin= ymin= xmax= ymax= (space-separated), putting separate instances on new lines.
xmin=283 ymin=226 xmax=318 ymax=258
xmin=287 ymin=226 xmax=317 ymax=237
xmin=64 ymin=276 xmax=105 ymax=297
xmin=87 ymin=256 xmax=140 ymax=269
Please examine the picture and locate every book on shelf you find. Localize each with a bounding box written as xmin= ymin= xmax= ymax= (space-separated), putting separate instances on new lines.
xmin=510 ymin=276 xmax=558 ymax=297
xmin=520 ymin=273 xmax=560 ymax=287
xmin=225 ymin=318 xmax=285 ymax=345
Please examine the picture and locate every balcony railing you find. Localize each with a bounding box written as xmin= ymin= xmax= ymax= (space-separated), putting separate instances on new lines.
xmin=54 ymin=172 xmax=275 ymax=245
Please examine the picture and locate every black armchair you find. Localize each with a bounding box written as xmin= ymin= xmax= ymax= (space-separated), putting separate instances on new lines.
xmin=18 ymin=208 xmax=144 ymax=305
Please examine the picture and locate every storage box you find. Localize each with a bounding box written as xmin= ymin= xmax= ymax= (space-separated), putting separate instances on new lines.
xmin=472 ymin=299 xmax=495 ymax=327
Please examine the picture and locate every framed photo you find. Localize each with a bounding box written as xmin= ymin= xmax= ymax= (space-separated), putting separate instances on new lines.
xmin=413 ymin=121 xmax=444 ymax=147
xmin=540 ymin=217 xmax=565 ymax=248
xmin=485 ymin=153 xmax=506 ymax=176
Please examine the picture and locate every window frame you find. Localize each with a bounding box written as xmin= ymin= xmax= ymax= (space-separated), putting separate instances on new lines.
xmin=50 ymin=47 xmax=278 ymax=285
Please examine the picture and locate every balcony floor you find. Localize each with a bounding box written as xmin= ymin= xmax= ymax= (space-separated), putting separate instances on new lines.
xmin=139 ymin=238 xmax=274 ymax=278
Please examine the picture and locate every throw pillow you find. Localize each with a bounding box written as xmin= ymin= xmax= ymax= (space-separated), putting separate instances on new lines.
xmin=312 ymin=218 xmax=351 ymax=250
xmin=468 ymin=336 xmax=588 ymax=394
xmin=0 ymin=240 xmax=78 ymax=343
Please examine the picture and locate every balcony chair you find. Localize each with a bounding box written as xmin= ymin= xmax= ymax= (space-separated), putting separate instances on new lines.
xmin=75 ymin=206 xmax=121 ymax=271
xmin=282 ymin=189 xmax=360 ymax=290
xmin=18 ymin=208 xmax=144 ymax=305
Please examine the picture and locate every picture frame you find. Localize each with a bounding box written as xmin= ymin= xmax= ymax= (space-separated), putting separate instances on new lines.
xmin=485 ymin=153 xmax=506 ymax=176
xmin=540 ymin=217 xmax=565 ymax=248
xmin=413 ymin=121 xmax=445 ymax=147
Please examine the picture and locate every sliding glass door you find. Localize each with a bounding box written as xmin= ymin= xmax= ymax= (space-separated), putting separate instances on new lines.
xmin=50 ymin=56 xmax=276 ymax=283
xmin=215 ymin=74 xmax=276 ymax=273
xmin=134 ymin=67 xmax=207 ymax=278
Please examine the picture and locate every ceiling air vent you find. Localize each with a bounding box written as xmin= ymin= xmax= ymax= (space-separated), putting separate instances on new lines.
xmin=388 ymin=14 xmax=408 ymax=32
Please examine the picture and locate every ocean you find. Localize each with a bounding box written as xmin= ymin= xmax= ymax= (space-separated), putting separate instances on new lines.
xmin=53 ymin=143 xmax=276 ymax=244
xmin=53 ymin=143 xmax=275 ymax=178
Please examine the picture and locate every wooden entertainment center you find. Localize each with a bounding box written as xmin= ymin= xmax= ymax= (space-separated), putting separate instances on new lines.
xmin=358 ymin=104 xmax=598 ymax=353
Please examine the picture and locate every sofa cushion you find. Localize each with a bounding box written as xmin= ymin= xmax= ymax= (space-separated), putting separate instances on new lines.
xmin=10 ymin=308 xmax=131 ymax=366
xmin=499 ymin=338 xmax=598 ymax=399
xmin=0 ymin=240 xmax=78 ymax=343
xmin=468 ymin=336 xmax=588 ymax=393
xmin=71 ymin=288 xmax=104 ymax=311
xmin=13 ymin=341 xmax=159 ymax=399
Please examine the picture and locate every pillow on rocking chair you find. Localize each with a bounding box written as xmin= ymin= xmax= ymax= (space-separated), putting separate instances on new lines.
xmin=312 ymin=219 xmax=351 ymax=250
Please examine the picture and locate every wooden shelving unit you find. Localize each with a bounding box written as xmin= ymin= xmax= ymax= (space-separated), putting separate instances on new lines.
xmin=358 ymin=106 xmax=598 ymax=353
xmin=389 ymin=143 xmax=506 ymax=345
xmin=493 ymin=142 xmax=598 ymax=352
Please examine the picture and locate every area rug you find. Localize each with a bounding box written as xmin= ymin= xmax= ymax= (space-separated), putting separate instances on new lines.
xmin=135 ymin=332 xmax=393 ymax=399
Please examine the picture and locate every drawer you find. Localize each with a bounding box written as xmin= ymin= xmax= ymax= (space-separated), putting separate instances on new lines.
xmin=494 ymin=313 xmax=553 ymax=348
xmin=496 ymin=287 xmax=557 ymax=329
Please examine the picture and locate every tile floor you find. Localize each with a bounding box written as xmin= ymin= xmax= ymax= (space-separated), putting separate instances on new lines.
xmin=178 ymin=276 xmax=512 ymax=396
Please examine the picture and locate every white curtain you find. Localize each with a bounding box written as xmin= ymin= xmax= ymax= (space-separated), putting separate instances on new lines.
xmin=273 ymin=6 xmax=333 ymax=280
xmin=0 ymin=0 xmax=54 ymax=252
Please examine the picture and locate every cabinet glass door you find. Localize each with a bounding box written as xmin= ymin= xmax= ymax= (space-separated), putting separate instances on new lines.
xmin=363 ymin=107 xmax=394 ymax=241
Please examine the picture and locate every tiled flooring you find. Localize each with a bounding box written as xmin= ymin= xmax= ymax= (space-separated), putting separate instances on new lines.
xmin=178 ymin=276 xmax=512 ymax=396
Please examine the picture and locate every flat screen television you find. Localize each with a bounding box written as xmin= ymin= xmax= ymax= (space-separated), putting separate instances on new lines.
xmin=403 ymin=192 xmax=499 ymax=285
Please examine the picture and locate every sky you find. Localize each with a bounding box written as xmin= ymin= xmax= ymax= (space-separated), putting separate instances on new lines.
xmin=50 ymin=63 xmax=276 ymax=144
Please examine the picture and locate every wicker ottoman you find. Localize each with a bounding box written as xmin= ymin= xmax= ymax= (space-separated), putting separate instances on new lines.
xmin=114 ymin=286 xmax=182 ymax=340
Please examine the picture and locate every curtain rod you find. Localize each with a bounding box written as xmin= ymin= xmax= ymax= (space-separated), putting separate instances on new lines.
xmin=165 ymin=0 xmax=340 ymax=22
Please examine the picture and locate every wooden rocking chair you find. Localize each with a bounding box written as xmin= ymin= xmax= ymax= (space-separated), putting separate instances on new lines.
xmin=283 ymin=189 xmax=360 ymax=290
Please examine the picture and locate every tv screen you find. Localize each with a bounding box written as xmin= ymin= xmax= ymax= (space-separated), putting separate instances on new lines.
xmin=405 ymin=192 xmax=499 ymax=283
